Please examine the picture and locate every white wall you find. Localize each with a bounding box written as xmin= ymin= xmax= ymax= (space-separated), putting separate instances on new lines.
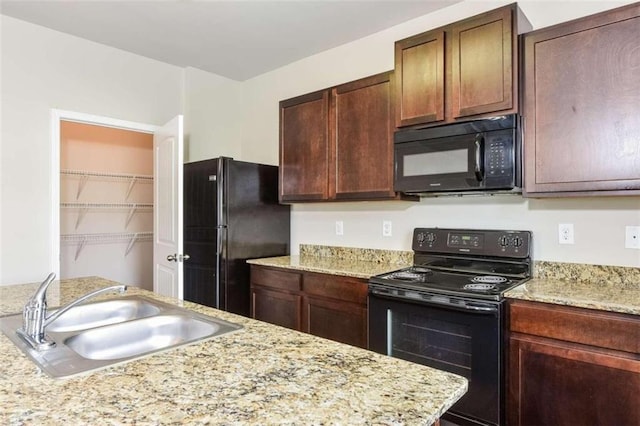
xmin=0 ymin=15 xmax=184 ymax=285
xmin=183 ymin=67 xmax=243 ymax=163
xmin=239 ymin=0 xmax=640 ymax=267
xmin=2 ymin=1 xmax=639 ymax=285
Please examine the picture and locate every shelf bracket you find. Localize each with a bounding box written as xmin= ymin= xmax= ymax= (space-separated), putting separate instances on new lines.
xmin=74 ymin=237 xmax=87 ymax=261
xmin=125 ymin=233 xmax=138 ymax=256
xmin=125 ymin=204 xmax=137 ymax=229
xmin=76 ymin=174 xmax=89 ymax=200
xmin=75 ymin=207 xmax=88 ymax=230
xmin=125 ymin=177 xmax=137 ymax=201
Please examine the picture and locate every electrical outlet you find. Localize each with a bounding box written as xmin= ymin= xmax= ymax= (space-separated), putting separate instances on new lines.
xmin=335 ymin=221 xmax=344 ymax=236
xmin=558 ymin=223 xmax=574 ymax=244
xmin=382 ymin=220 xmax=392 ymax=237
xmin=625 ymin=226 xmax=640 ymax=249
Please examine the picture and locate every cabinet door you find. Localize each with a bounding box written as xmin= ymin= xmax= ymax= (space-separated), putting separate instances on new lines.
xmin=332 ymin=72 xmax=396 ymax=200
xmin=451 ymin=5 xmax=514 ymax=119
xmin=279 ymin=91 xmax=330 ymax=202
xmin=522 ymin=4 xmax=640 ymax=196
xmin=508 ymin=334 xmax=640 ymax=426
xmin=395 ymin=30 xmax=445 ymax=127
xmin=303 ymin=295 xmax=367 ymax=349
xmin=251 ymin=286 xmax=302 ymax=331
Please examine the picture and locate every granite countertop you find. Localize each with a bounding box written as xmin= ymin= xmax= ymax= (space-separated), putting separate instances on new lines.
xmin=247 ymin=255 xmax=409 ymax=279
xmin=0 ymin=277 xmax=467 ymax=425
xmin=248 ymin=248 xmax=640 ymax=316
xmin=505 ymin=277 xmax=640 ymax=316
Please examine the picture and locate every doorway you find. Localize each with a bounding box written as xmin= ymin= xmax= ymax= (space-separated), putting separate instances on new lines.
xmin=51 ymin=110 xmax=158 ymax=290
xmin=59 ymin=121 xmax=154 ymax=290
xmin=51 ymin=110 xmax=184 ymax=297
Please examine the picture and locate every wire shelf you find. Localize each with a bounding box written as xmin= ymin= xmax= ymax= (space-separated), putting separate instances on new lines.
xmin=61 ymin=169 xmax=153 ymax=181
xmin=61 ymin=202 xmax=153 ymax=209
xmin=61 ymin=232 xmax=153 ymax=260
xmin=61 ymin=203 xmax=153 ymax=229
xmin=61 ymin=169 xmax=153 ymax=200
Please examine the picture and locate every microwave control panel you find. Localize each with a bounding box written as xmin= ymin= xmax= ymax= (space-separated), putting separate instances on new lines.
xmin=486 ymin=135 xmax=513 ymax=178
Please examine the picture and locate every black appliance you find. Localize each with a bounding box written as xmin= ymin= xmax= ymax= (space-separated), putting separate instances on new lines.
xmin=394 ymin=115 xmax=521 ymax=195
xmin=368 ymin=228 xmax=531 ymax=426
xmin=183 ymin=157 xmax=290 ymax=316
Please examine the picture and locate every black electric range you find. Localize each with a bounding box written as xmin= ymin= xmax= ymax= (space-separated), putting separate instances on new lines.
xmin=368 ymin=228 xmax=532 ymax=426
xmin=370 ymin=228 xmax=532 ymax=301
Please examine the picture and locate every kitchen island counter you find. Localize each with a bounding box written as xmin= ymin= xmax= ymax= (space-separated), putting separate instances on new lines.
xmin=0 ymin=277 xmax=467 ymax=425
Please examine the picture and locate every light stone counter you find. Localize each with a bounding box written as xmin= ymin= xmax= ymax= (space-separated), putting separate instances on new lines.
xmin=505 ymin=262 xmax=640 ymax=315
xmin=0 ymin=277 xmax=467 ymax=425
xmin=246 ymin=255 xmax=409 ymax=279
xmin=248 ymin=247 xmax=640 ymax=316
xmin=505 ymin=277 xmax=640 ymax=315
xmin=247 ymin=244 xmax=412 ymax=279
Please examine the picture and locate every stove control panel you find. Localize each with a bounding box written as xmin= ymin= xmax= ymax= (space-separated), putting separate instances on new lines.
xmin=413 ymin=228 xmax=531 ymax=258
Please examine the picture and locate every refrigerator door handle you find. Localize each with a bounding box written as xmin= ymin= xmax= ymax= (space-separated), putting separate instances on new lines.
xmin=216 ymin=157 xmax=225 ymax=227
xmin=216 ymin=227 xmax=226 ymax=255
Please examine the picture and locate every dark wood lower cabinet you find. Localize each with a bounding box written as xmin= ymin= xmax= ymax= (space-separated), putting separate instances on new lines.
xmin=251 ymin=287 xmax=302 ymax=331
xmin=250 ymin=265 xmax=368 ymax=349
xmin=508 ymin=300 xmax=640 ymax=426
xmin=303 ymin=295 xmax=367 ymax=348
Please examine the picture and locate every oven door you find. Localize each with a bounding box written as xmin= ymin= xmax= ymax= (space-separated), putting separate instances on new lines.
xmin=368 ymin=287 xmax=503 ymax=426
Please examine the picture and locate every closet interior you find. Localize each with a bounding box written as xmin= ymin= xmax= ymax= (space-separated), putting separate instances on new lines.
xmin=59 ymin=121 xmax=154 ymax=290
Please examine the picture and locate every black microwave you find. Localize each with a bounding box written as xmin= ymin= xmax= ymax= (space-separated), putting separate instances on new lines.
xmin=394 ymin=114 xmax=521 ymax=195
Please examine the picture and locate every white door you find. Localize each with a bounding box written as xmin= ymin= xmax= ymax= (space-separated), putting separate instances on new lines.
xmin=153 ymin=115 xmax=184 ymax=298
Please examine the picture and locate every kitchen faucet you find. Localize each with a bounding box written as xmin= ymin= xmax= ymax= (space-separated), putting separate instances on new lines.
xmin=17 ymin=272 xmax=127 ymax=351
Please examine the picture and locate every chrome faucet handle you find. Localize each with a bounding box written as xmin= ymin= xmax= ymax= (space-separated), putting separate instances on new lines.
xmin=18 ymin=273 xmax=127 ymax=351
xmin=20 ymin=272 xmax=57 ymax=350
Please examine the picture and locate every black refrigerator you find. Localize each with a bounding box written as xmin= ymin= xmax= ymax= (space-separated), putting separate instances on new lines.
xmin=183 ymin=157 xmax=290 ymax=317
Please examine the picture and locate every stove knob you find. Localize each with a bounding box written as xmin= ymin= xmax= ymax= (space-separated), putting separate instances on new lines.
xmin=513 ymin=236 xmax=523 ymax=247
xmin=499 ymin=236 xmax=510 ymax=247
xmin=416 ymin=232 xmax=426 ymax=243
xmin=425 ymin=233 xmax=436 ymax=244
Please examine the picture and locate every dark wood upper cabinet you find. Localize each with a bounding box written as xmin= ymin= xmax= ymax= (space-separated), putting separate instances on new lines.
xmin=395 ymin=30 xmax=445 ymax=127
xmin=522 ymin=3 xmax=640 ymax=196
xmin=395 ymin=4 xmax=520 ymax=128
xmin=279 ymin=91 xmax=330 ymax=202
xmin=280 ymin=72 xmax=410 ymax=203
xmin=451 ymin=6 xmax=513 ymax=118
xmin=332 ymin=72 xmax=396 ymax=200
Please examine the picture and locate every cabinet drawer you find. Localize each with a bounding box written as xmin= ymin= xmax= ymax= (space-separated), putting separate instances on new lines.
xmin=302 ymin=273 xmax=368 ymax=304
xmin=250 ymin=266 xmax=301 ymax=292
xmin=509 ymin=300 xmax=640 ymax=353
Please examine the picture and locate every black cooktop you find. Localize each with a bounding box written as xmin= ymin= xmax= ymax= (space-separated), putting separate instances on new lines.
xmin=370 ymin=266 xmax=528 ymax=300
xmin=369 ymin=228 xmax=532 ymax=301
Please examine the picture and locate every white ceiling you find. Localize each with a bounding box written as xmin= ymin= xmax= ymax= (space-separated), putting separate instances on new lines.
xmin=0 ymin=0 xmax=460 ymax=81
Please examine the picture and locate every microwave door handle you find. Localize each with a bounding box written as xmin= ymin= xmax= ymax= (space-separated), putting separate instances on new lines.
xmin=474 ymin=134 xmax=484 ymax=181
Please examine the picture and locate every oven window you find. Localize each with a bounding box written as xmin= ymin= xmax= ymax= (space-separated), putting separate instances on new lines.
xmin=389 ymin=311 xmax=472 ymax=378
xmin=403 ymin=149 xmax=468 ymax=176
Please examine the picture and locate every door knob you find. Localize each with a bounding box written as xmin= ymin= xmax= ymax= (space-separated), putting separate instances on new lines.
xmin=180 ymin=254 xmax=190 ymax=261
xmin=166 ymin=254 xmax=177 ymax=262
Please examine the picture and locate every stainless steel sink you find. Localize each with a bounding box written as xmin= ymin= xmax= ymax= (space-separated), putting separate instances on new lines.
xmin=65 ymin=314 xmax=222 ymax=361
xmin=0 ymin=295 xmax=242 ymax=378
xmin=46 ymin=298 xmax=161 ymax=332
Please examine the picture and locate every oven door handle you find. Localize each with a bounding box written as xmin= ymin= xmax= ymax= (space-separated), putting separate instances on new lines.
xmin=369 ymin=288 xmax=499 ymax=314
